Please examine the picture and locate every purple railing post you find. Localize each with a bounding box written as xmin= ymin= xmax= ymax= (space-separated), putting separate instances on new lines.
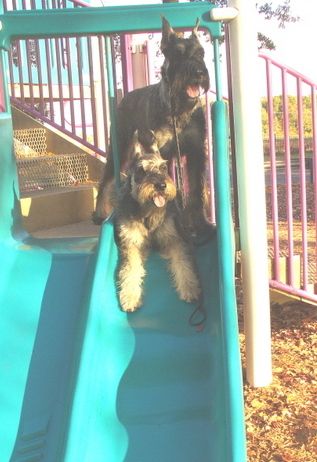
xmin=225 ymin=24 xmax=239 ymax=229
xmin=281 ymin=68 xmax=295 ymax=287
xmin=75 ymin=37 xmax=87 ymax=143
xmin=87 ymin=36 xmax=98 ymax=147
xmin=312 ymin=87 xmax=317 ymax=290
xmin=98 ymin=36 xmax=109 ymax=148
xmin=54 ymin=36 xmax=65 ymax=128
xmin=35 ymin=40 xmax=45 ymax=114
xmin=146 ymin=35 xmax=158 ymax=85
xmin=297 ymin=78 xmax=309 ymax=290
xmin=265 ymin=57 xmax=280 ymax=280
xmin=64 ymin=37 xmax=76 ymax=135
xmin=121 ymin=34 xmax=134 ymax=94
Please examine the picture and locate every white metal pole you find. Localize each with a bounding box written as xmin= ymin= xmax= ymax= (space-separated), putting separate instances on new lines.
xmin=227 ymin=0 xmax=272 ymax=386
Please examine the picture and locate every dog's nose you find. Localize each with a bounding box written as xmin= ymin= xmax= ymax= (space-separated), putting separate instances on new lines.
xmin=155 ymin=182 xmax=167 ymax=191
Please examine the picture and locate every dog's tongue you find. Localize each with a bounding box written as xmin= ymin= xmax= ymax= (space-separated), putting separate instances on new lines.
xmin=186 ymin=85 xmax=201 ymax=98
xmin=153 ymin=193 xmax=166 ymax=208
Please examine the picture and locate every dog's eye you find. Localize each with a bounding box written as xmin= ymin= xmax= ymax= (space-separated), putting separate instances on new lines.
xmin=160 ymin=164 xmax=168 ymax=174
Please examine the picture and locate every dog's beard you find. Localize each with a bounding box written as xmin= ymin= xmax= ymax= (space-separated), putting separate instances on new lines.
xmin=162 ymin=58 xmax=209 ymax=112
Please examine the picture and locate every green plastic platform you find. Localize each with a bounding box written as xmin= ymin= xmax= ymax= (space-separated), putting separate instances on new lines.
xmin=0 ymin=3 xmax=246 ymax=461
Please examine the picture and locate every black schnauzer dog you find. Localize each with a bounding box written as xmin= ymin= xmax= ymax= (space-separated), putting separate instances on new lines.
xmin=114 ymin=130 xmax=201 ymax=312
xmin=94 ymin=17 xmax=213 ymax=242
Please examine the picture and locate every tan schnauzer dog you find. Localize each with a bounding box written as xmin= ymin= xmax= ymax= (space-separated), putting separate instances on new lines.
xmin=114 ymin=130 xmax=201 ymax=312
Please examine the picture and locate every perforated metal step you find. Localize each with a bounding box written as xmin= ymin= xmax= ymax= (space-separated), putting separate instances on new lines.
xmin=14 ymin=128 xmax=94 ymax=195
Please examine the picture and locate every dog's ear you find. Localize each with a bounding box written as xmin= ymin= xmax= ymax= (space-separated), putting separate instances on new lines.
xmin=138 ymin=128 xmax=155 ymax=147
xmin=161 ymin=16 xmax=176 ymax=52
xmin=191 ymin=18 xmax=200 ymax=38
xmin=137 ymin=129 xmax=160 ymax=155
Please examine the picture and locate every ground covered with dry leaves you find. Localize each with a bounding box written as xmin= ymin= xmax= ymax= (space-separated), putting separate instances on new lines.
xmin=237 ymin=295 xmax=317 ymax=462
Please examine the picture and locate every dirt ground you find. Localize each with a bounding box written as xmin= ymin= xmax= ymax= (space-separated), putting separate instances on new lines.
xmin=237 ymin=180 xmax=317 ymax=460
xmin=237 ymin=289 xmax=317 ymax=462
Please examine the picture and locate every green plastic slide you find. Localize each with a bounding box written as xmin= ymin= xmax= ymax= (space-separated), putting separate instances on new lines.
xmin=0 ymin=3 xmax=246 ymax=461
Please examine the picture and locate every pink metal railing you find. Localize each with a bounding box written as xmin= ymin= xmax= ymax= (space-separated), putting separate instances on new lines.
xmin=4 ymin=0 xmax=114 ymax=157
xmin=260 ymin=54 xmax=317 ymax=302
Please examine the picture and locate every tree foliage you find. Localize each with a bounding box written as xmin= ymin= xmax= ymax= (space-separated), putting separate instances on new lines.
xmin=256 ymin=1 xmax=299 ymax=28
xmin=261 ymin=95 xmax=314 ymax=139
xmin=190 ymin=0 xmax=299 ymax=50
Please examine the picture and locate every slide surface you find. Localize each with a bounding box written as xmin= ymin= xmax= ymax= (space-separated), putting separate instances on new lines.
xmin=0 ymin=221 xmax=246 ymax=462
xmin=65 ymin=221 xmax=231 ymax=462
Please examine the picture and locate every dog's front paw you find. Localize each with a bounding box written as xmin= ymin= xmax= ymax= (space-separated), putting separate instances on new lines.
xmin=178 ymin=282 xmax=201 ymax=304
xmin=119 ymin=289 xmax=143 ymax=312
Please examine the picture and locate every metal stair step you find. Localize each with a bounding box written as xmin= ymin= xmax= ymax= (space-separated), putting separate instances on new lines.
xmin=13 ymin=128 xmax=95 ymax=196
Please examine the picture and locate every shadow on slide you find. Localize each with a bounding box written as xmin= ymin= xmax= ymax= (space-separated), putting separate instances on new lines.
xmin=63 ymin=219 xmax=246 ymax=462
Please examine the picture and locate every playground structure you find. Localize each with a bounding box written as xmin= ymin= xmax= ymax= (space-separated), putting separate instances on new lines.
xmin=3 ymin=0 xmax=317 ymax=307
xmin=0 ymin=2 xmax=251 ymax=461
xmin=4 ymin=1 xmax=317 ymax=305
xmin=2 ymin=0 xmax=317 ymax=460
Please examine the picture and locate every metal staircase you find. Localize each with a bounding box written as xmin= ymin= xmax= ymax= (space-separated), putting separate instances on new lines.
xmin=14 ymin=128 xmax=92 ymax=196
xmin=13 ymin=126 xmax=100 ymax=233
